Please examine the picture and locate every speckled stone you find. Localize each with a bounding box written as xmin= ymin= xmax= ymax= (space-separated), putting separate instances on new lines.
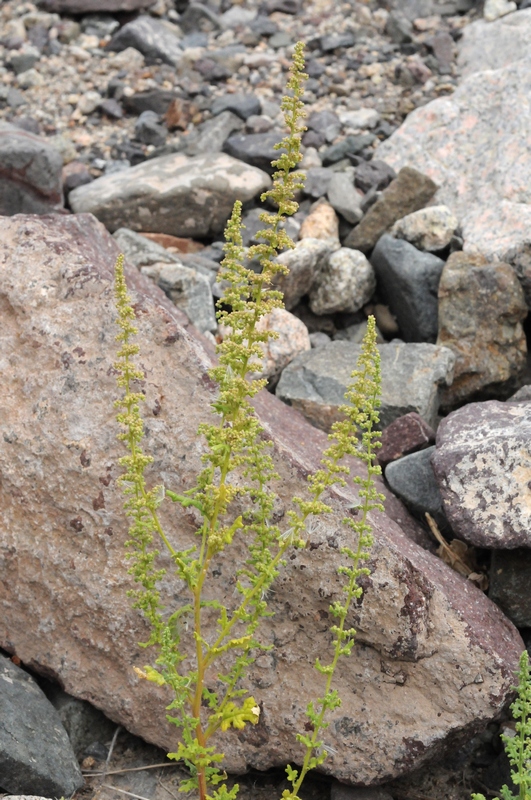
xmin=432 ymin=401 xmax=531 ymax=548
xmin=458 ymin=9 xmax=531 ymax=76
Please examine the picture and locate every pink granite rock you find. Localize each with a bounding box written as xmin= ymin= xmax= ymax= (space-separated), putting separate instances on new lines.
xmin=0 ymin=213 xmax=523 ymax=785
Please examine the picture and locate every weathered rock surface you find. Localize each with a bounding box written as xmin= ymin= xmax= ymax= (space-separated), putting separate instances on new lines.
xmin=344 ymin=167 xmax=438 ymax=254
xmin=371 ymin=235 xmax=444 ymax=343
xmin=69 ymin=153 xmax=271 ymax=237
xmin=0 ymin=656 xmax=83 ymax=796
xmin=458 ymin=9 xmax=531 ymax=76
xmin=0 ymin=213 xmax=524 ymax=786
xmin=0 ymin=122 xmax=63 ymax=214
xmin=379 ymin=412 xmax=435 ymax=469
xmin=309 ymin=247 xmax=376 ymax=315
xmin=250 ymin=308 xmax=311 ymax=381
xmin=376 ymin=55 xmax=531 ymax=271
xmin=276 ymin=341 xmax=456 ymax=431
xmin=107 ymin=16 xmax=183 ymax=67
xmin=432 ymin=401 xmax=531 ymax=548
xmin=437 ymin=252 xmax=527 ymax=408
xmin=274 ymin=238 xmax=333 ymax=310
xmin=390 ymin=206 xmax=458 ymax=252
xmin=489 ymin=549 xmax=531 ymax=628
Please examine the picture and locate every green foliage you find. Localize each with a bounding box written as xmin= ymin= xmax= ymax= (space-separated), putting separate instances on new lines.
xmin=114 ymin=41 xmax=383 ymax=800
xmin=472 ymin=651 xmax=531 ymax=800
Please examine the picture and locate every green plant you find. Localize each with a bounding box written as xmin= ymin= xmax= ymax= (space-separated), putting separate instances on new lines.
xmin=472 ymin=651 xmax=531 ymax=800
xmin=113 ymin=41 xmax=384 ymax=800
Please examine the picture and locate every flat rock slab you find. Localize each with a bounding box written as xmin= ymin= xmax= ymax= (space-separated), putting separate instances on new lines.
xmin=432 ymin=401 xmax=531 ymax=548
xmin=376 ymin=55 xmax=531 ymax=268
xmin=458 ymin=9 xmax=531 ymax=76
xmin=276 ymin=340 xmax=455 ymax=431
xmin=0 ymin=122 xmax=63 ymax=214
xmin=107 ymin=16 xmax=183 ymax=66
xmin=0 ymin=656 xmax=83 ymax=796
xmin=69 ymin=152 xmax=271 ymax=237
xmin=0 ymin=213 xmax=523 ymax=785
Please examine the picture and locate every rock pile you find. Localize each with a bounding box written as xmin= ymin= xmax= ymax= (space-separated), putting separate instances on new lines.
xmin=3 ymin=0 xmax=531 ymax=797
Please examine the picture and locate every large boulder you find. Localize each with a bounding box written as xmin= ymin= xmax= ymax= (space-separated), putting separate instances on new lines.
xmin=432 ymin=400 xmax=531 ymax=549
xmin=0 ymin=213 xmax=523 ymax=786
xmin=376 ymin=54 xmax=531 ymax=284
xmin=458 ymin=9 xmax=531 ymax=77
xmin=69 ymin=153 xmax=271 ymax=238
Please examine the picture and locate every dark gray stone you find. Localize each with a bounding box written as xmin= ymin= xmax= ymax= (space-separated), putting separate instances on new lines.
xmin=320 ymin=32 xmax=357 ymax=52
xmin=45 ymin=685 xmax=116 ymax=759
xmin=211 ymin=93 xmax=261 ymax=120
xmin=432 ymin=401 xmax=531 ymax=549
xmin=99 ymin=98 xmax=124 ymax=119
xmin=8 ymin=48 xmax=40 ymax=75
xmin=249 ymin=16 xmax=279 ymax=36
xmin=134 ymin=110 xmax=167 ymax=147
xmin=354 ymin=160 xmax=396 ymax=193
xmin=276 ymin=340 xmax=455 ymax=431
xmin=107 ymin=16 xmax=183 ymax=66
xmin=178 ymin=3 xmax=222 ymax=34
xmin=194 ymin=56 xmax=231 ymax=81
xmin=303 ymin=167 xmax=334 ymax=199
xmin=331 ymin=783 xmax=395 ymax=800
xmin=385 ymin=11 xmax=413 ymax=44
xmin=489 ymin=549 xmax=531 ymax=628
xmin=123 ymin=89 xmax=177 ymax=116
xmin=0 ymin=122 xmax=63 ymax=214
xmin=0 ymin=656 xmax=83 ymax=795
xmin=307 ymin=109 xmax=341 ymax=143
xmin=223 ymin=131 xmax=284 ymax=174
xmin=322 ymin=134 xmax=376 ymax=166
xmin=370 ymin=234 xmax=445 ymax=343
xmin=186 ymin=111 xmax=243 ymax=155
xmin=385 ymin=446 xmax=447 ymax=529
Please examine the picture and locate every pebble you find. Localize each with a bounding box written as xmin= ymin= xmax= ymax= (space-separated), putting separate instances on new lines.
xmin=299 ymin=201 xmax=340 ymax=245
xmin=309 ymin=247 xmax=376 ymax=315
xmin=327 ymin=169 xmax=364 ymax=225
xmin=390 ymin=205 xmax=458 ymax=251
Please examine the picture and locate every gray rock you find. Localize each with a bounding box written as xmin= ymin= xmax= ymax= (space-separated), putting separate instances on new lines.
xmin=9 ymin=47 xmax=40 ymax=75
xmin=107 ymin=16 xmax=183 ymax=66
xmin=178 ymin=3 xmax=222 ymax=34
xmin=489 ymin=549 xmax=531 ymax=628
xmin=0 ymin=122 xmax=63 ymax=214
xmin=187 ymin=111 xmax=243 ymax=156
xmin=45 ymin=685 xmax=116 ymax=759
xmin=41 ymin=0 xmax=155 ymax=9
xmin=327 ymin=170 xmax=364 ymax=224
xmin=322 ymin=134 xmax=376 ymax=166
xmin=354 ymin=160 xmax=396 ymax=193
xmin=310 ymin=247 xmax=376 ymax=315
xmin=385 ymin=447 xmax=447 ymax=530
xmin=345 ymin=168 xmax=438 ymax=254
xmin=0 ymin=656 xmax=83 ymax=795
xmin=428 ymin=31 xmax=455 ymax=74
xmin=334 ymin=321 xmax=384 ymax=344
xmin=458 ymin=9 xmax=531 ymax=77
xmin=371 ymin=234 xmax=445 ymax=343
xmin=157 ymin=262 xmax=217 ymax=333
xmin=69 ymin=153 xmax=271 ymax=237
xmin=390 ymin=205 xmax=458 ymax=252
xmin=274 ymin=238 xmax=333 ymax=310
xmin=309 ymin=331 xmax=331 ymax=348
xmin=432 ymin=401 xmax=531 ymax=548
xmin=276 ymin=340 xmax=456 ymax=431
xmin=376 ymin=53 xmax=531 ymax=271
xmin=437 ymin=252 xmax=527 ymax=408
xmin=509 ymin=384 xmax=531 ymax=402
xmin=124 ymin=89 xmax=177 ymax=116
xmin=223 ymin=131 xmax=284 ymax=174
xmin=484 ymin=0 xmax=517 ymax=21
xmin=211 ymin=93 xmax=261 ymax=121
xmin=220 ymin=6 xmax=257 ymax=27
xmin=306 ymin=110 xmax=341 ymax=143
xmin=134 ymin=110 xmax=167 ymax=147
xmin=379 ymin=412 xmax=435 ymax=469
xmin=319 ymin=32 xmax=357 ymax=52
xmin=385 ymin=11 xmax=413 ymax=43
xmin=303 ymin=167 xmax=334 ymax=199
xmin=113 ymin=228 xmax=179 ymax=269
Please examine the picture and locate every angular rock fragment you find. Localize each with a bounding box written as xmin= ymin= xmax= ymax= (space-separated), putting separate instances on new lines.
xmin=157 ymin=263 xmax=217 ymax=334
xmin=0 ymin=656 xmax=83 ymax=796
xmin=0 ymin=122 xmax=63 ymax=214
xmin=309 ymin=247 xmax=375 ymax=315
xmin=69 ymin=153 xmax=271 ymax=237
xmin=379 ymin=412 xmax=435 ymax=469
xmin=432 ymin=401 xmax=531 ymax=548
xmin=0 ymin=213 xmax=524 ymax=787
xmin=276 ymin=341 xmax=455 ymax=431
xmin=274 ymin=238 xmax=333 ymax=310
xmin=107 ymin=16 xmax=183 ymax=66
xmin=327 ymin=170 xmax=364 ymax=225
xmin=42 ymin=0 xmax=155 ymax=9
xmin=390 ymin=205 xmax=458 ymax=252
xmin=371 ymin=234 xmax=445 ymax=343
xmin=489 ymin=549 xmax=531 ymax=628
xmin=437 ymin=252 xmax=527 ymax=407
xmin=223 ymin=131 xmax=284 ymax=174
xmin=385 ymin=447 xmax=446 ymax=530
xmin=344 ymin=167 xmax=438 ymax=253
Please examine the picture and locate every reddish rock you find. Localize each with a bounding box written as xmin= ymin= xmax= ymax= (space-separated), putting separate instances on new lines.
xmin=378 ymin=412 xmax=435 ymax=468
xmin=0 ymin=213 xmax=523 ymax=786
xmin=139 ymin=232 xmax=205 ymax=254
